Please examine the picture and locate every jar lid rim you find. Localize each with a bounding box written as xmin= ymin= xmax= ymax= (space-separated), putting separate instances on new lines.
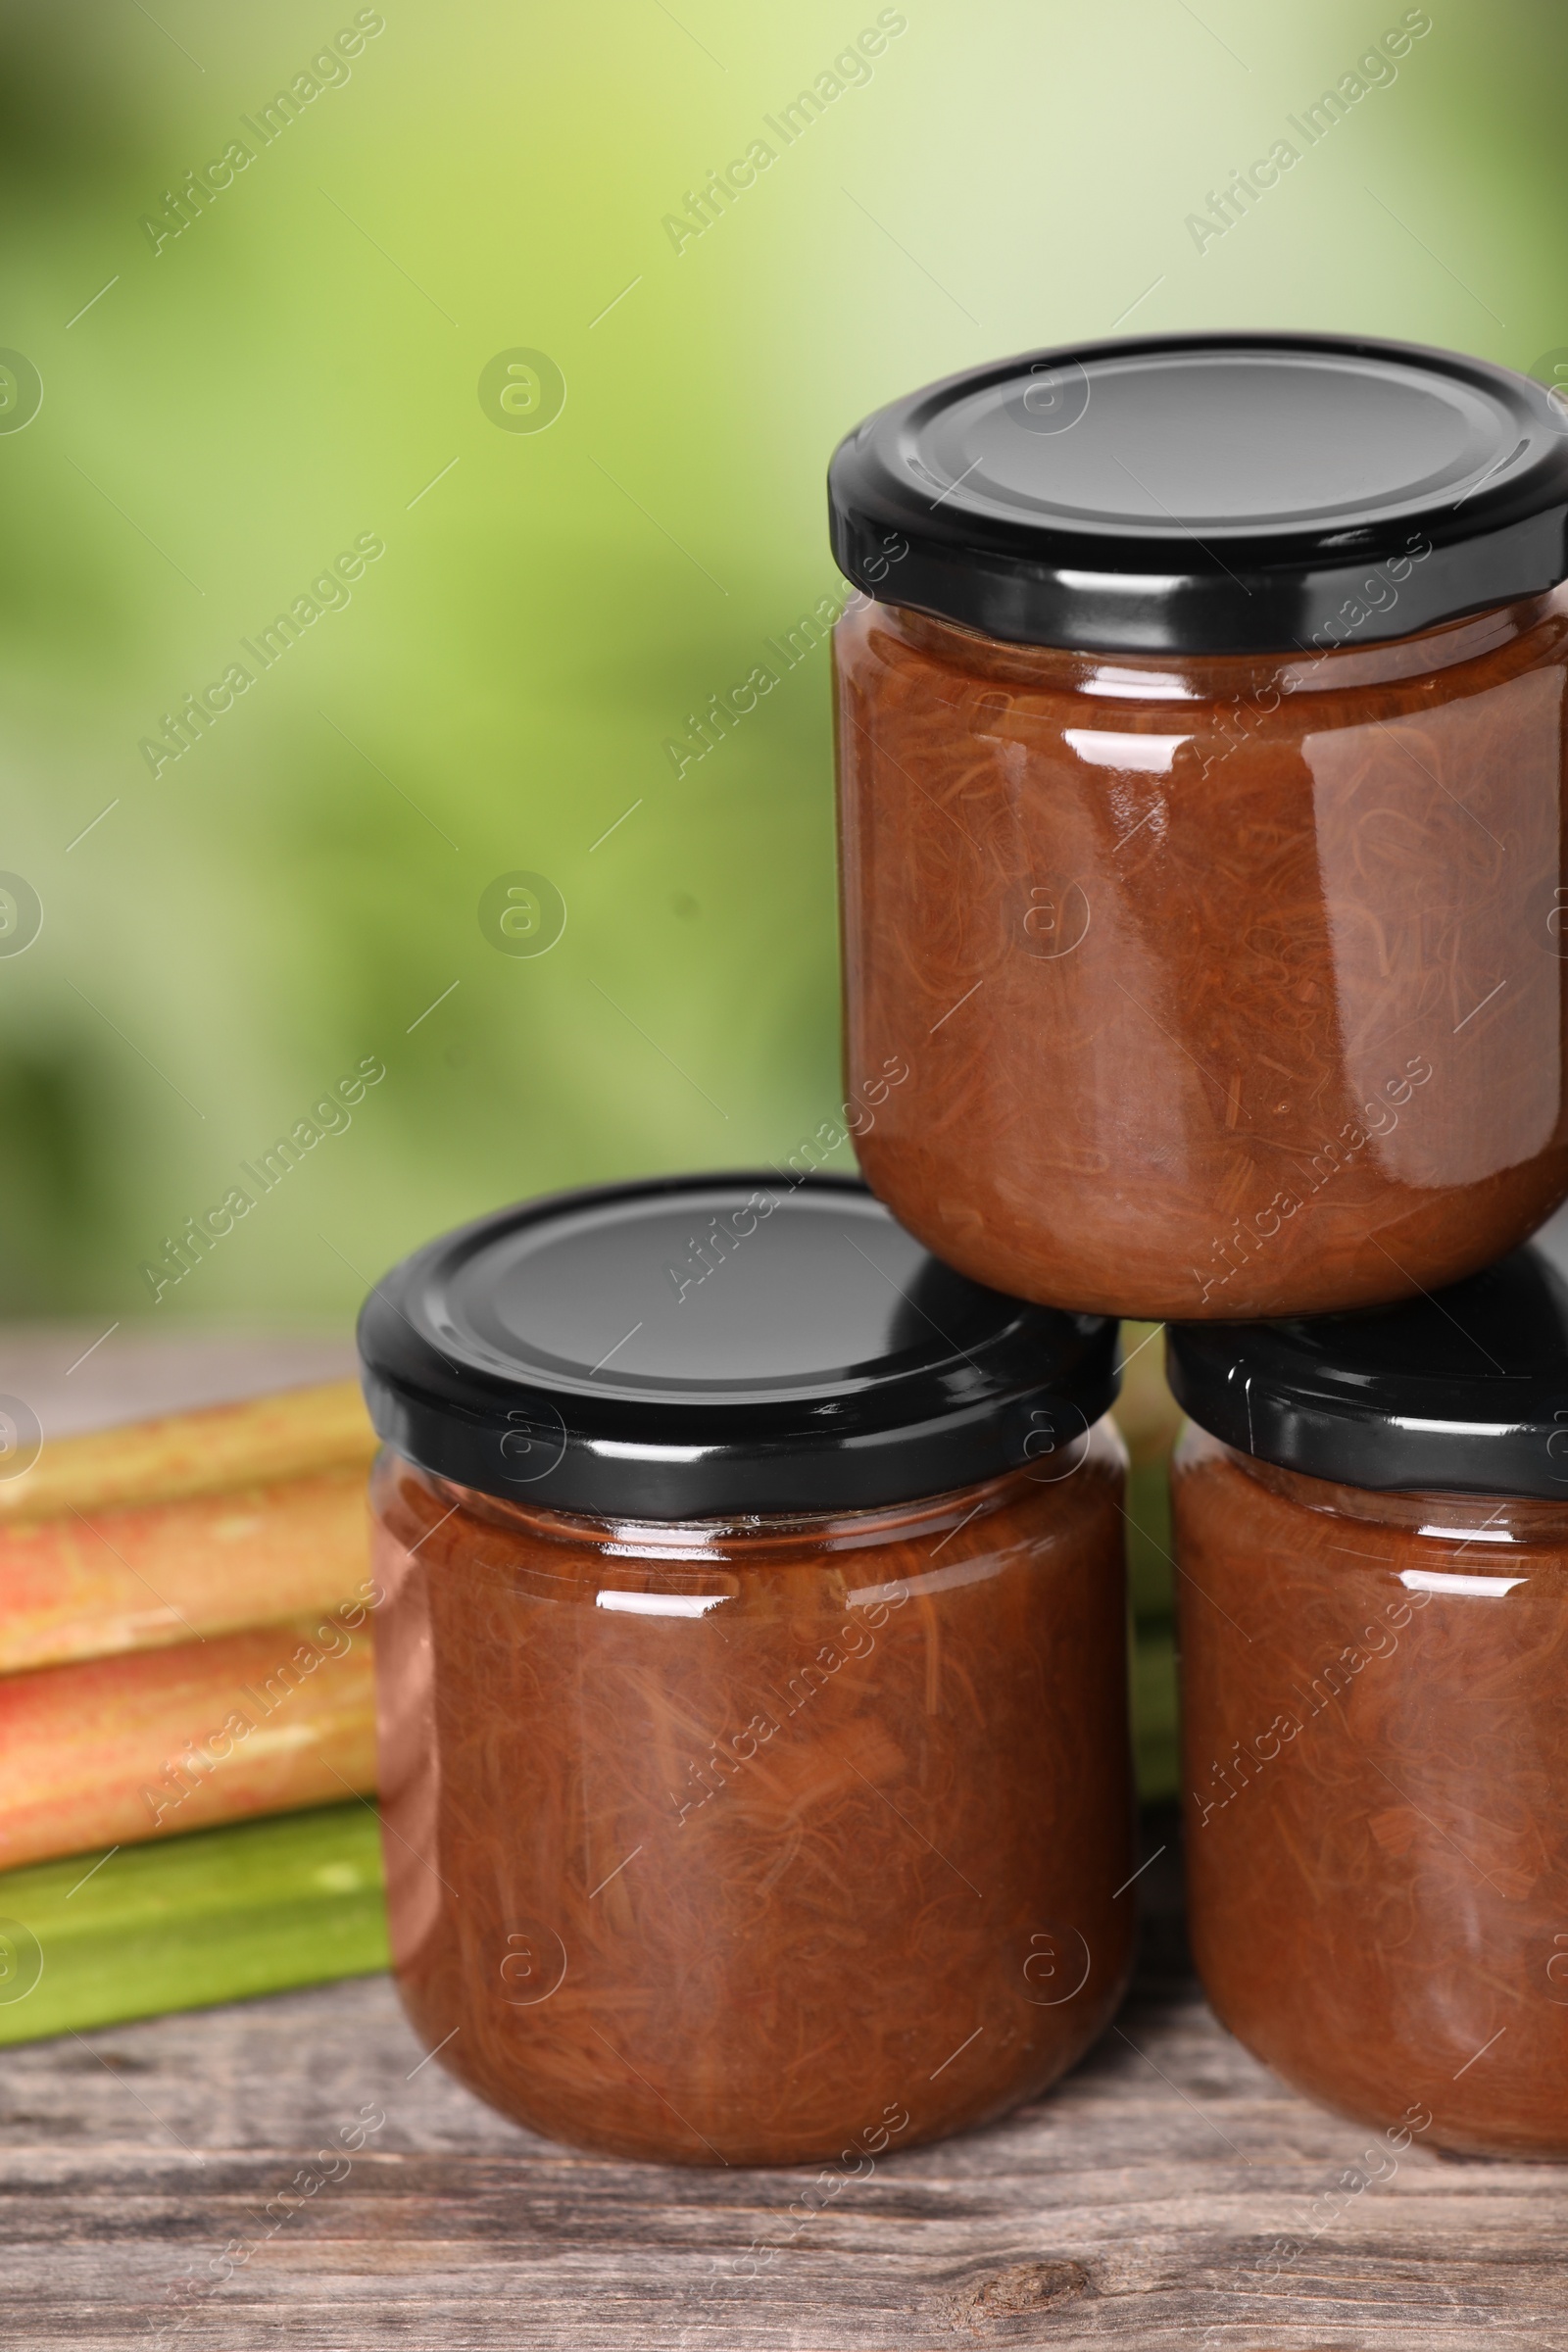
xmin=828 ymin=333 xmax=1568 ymax=656
xmin=1166 ymin=1242 xmax=1568 ymax=1498
xmin=357 ymin=1174 xmax=1119 ymax=1517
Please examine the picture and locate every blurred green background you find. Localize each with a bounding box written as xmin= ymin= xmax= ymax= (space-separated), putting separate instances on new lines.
xmin=0 ymin=0 xmax=1561 ymax=1319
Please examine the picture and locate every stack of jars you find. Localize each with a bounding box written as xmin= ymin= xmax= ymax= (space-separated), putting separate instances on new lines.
xmin=360 ymin=333 xmax=1568 ymax=2165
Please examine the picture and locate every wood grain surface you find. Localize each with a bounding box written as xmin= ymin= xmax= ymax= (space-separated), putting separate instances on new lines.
xmin=3 ymin=1843 xmax=1567 ymax=2351
xmin=2 ymin=1327 xmax=1567 ymax=2348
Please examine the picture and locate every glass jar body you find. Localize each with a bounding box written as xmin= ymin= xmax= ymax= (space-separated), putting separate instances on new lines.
xmin=835 ymin=591 xmax=1568 ymax=1319
xmin=1173 ymin=1426 xmax=1568 ymax=2157
xmin=370 ymin=1428 xmax=1134 ymax=2166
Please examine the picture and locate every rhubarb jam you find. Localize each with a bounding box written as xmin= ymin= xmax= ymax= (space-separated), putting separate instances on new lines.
xmin=1168 ymin=1246 xmax=1568 ymax=2157
xmin=829 ymin=335 xmax=1568 ymax=1319
xmin=359 ymin=1175 xmax=1134 ymax=2165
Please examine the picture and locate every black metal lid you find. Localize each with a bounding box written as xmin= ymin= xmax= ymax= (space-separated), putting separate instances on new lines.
xmin=1166 ymin=1246 xmax=1568 ymax=1499
xmin=828 ymin=332 xmax=1568 ymax=656
xmin=357 ymin=1174 xmax=1119 ymax=1519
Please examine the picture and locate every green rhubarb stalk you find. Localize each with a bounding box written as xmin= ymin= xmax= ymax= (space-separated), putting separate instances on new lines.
xmin=1115 ymin=1329 xmax=1183 ymax=1808
xmin=0 ymin=1800 xmax=388 ymax=2046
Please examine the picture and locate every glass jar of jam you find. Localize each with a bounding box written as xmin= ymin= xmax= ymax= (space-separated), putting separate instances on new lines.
xmin=830 ymin=333 xmax=1568 ymax=1319
xmin=358 ymin=1174 xmax=1134 ymax=2166
xmin=1167 ymin=1244 xmax=1568 ymax=2158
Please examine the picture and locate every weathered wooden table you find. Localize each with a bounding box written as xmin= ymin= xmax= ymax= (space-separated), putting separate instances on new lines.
xmin=3 ymin=1326 xmax=1568 ymax=2348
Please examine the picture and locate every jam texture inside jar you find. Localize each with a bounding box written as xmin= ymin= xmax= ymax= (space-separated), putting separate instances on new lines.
xmin=829 ymin=334 xmax=1568 ymax=1320
xmin=1168 ymin=1245 xmax=1568 ymax=2158
xmin=359 ymin=1175 xmax=1135 ymax=2166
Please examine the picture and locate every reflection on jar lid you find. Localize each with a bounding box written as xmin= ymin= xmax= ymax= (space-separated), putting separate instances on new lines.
xmin=828 ymin=333 xmax=1568 ymax=656
xmin=357 ymin=1174 xmax=1118 ymax=1517
xmin=1166 ymin=1244 xmax=1568 ymax=1498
